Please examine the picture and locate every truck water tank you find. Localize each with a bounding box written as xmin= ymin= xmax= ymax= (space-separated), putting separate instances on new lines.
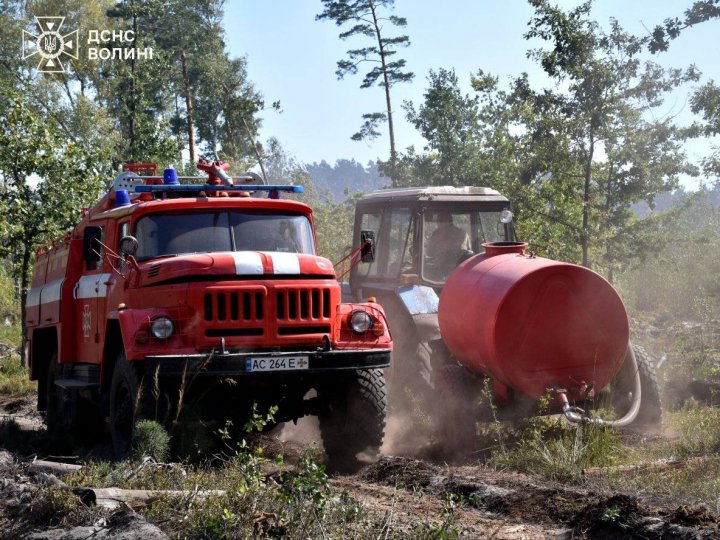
xmin=438 ymin=242 xmax=629 ymax=400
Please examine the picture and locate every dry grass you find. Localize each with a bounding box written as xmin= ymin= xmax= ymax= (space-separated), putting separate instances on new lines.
xmin=581 ymin=406 xmax=720 ymax=509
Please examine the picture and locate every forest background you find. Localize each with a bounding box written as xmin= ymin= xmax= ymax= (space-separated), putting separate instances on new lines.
xmin=1 ymin=0 xmax=720 ymax=356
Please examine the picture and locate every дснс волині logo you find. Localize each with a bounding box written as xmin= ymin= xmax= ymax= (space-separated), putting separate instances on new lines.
xmin=22 ymin=16 xmax=78 ymax=73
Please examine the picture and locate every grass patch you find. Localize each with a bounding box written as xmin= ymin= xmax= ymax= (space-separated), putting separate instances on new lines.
xmin=64 ymin=449 xmax=384 ymax=538
xmin=0 ymin=352 xmax=35 ymax=397
xmin=0 ymin=323 xmax=21 ymax=349
xmin=489 ymin=416 xmax=623 ymax=483
xmin=586 ymin=406 xmax=720 ymax=509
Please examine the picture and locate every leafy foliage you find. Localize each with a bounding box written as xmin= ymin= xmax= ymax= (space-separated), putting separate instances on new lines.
xmin=0 ymin=91 xmax=107 ymax=320
xmin=392 ymin=1 xmax=700 ymax=274
xmin=648 ymin=0 xmax=720 ymax=53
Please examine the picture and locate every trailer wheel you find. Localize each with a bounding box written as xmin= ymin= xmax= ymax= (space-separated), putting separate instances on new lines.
xmin=610 ymin=344 xmax=662 ymax=428
xmin=319 ymin=369 xmax=386 ymax=473
xmin=434 ymin=364 xmax=478 ymax=458
xmin=109 ymin=351 xmax=142 ymax=458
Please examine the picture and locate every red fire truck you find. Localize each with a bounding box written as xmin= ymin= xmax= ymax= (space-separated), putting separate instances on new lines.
xmin=25 ymin=160 xmax=391 ymax=470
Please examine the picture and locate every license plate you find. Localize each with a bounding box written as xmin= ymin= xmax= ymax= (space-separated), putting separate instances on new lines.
xmin=245 ymin=356 xmax=310 ymax=372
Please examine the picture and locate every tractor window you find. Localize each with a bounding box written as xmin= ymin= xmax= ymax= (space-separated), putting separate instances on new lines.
xmin=357 ymin=208 xmax=412 ymax=278
xmin=134 ymin=211 xmax=314 ymax=260
xmin=422 ymin=209 xmax=506 ymax=282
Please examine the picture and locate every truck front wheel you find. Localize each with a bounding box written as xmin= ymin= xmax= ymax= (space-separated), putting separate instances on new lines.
xmin=319 ymin=369 xmax=387 ymax=473
xmin=109 ymin=351 xmax=142 ymax=458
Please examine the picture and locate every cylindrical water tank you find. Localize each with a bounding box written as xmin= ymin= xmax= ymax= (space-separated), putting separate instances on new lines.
xmin=438 ymin=242 xmax=629 ymax=400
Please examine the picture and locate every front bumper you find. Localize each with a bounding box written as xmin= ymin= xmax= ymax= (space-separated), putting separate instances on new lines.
xmin=144 ymin=348 xmax=391 ymax=377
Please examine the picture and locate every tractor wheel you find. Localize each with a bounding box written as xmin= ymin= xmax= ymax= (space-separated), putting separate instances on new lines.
xmin=319 ymin=369 xmax=387 ymax=473
xmin=610 ymin=344 xmax=662 ymax=428
xmin=387 ymin=312 xmax=434 ymax=411
xmin=433 ymin=364 xmax=479 ymax=458
xmin=109 ymin=351 xmax=142 ymax=458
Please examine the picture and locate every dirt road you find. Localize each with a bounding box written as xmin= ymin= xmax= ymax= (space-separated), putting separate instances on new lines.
xmin=1 ymin=396 xmax=719 ymax=538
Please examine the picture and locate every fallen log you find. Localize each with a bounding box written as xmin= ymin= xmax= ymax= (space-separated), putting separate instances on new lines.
xmin=71 ymin=486 xmax=227 ymax=509
xmin=29 ymin=460 xmax=83 ymax=477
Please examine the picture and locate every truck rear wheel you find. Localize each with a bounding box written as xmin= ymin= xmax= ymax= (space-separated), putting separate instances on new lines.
xmin=45 ymin=352 xmax=66 ymax=432
xmin=109 ymin=351 xmax=142 ymax=458
xmin=319 ymin=369 xmax=386 ymax=473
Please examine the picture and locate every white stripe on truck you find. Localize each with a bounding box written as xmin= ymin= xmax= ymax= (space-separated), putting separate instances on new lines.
xmin=269 ymin=252 xmax=300 ymax=274
xmin=231 ymin=252 xmax=264 ymax=274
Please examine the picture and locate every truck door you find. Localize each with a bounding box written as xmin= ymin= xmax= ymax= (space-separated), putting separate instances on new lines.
xmin=74 ymin=225 xmax=108 ymax=363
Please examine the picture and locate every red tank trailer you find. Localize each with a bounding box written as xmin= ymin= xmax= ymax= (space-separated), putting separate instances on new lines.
xmin=439 ymin=241 xmax=629 ymax=402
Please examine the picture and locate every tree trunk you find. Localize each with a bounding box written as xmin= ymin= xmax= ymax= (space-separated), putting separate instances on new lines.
xmin=20 ymin=243 xmax=31 ymax=364
xmin=581 ymin=130 xmax=594 ymax=268
xmin=180 ymin=50 xmax=196 ymax=165
xmin=369 ymin=2 xmax=397 ymax=171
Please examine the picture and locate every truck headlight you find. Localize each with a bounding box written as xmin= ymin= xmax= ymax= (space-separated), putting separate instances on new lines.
xmin=150 ymin=317 xmax=174 ymax=340
xmin=349 ymin=310 xmax=373 ymax=334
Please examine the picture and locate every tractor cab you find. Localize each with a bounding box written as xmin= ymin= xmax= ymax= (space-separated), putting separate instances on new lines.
xmin=346 ymin=186 xmax=514 ymax=404
xmin=349 ymin=186 xmax=514 ymax=295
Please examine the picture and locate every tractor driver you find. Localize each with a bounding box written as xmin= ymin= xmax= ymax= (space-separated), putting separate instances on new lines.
xmin=424 ymin=211 xmax=471 ymax=279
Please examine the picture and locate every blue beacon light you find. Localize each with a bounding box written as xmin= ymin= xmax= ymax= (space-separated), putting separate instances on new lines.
xmin=115 ymin=189 xmax=131 ymax=207
xmin=163 ymin=167 xmax=179 ymax=185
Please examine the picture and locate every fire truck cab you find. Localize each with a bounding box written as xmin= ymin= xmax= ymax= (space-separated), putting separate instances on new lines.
xmin=26 ymin=161 xmax=391 ymax=470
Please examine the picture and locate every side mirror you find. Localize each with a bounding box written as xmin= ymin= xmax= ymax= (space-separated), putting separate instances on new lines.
xmin=83 ymin=226 xmax=102 ymax=269
xmin=119 ymin=235 xmax=139 ymax=257
xmin=360 ymin=230 xmax=375 ymax=263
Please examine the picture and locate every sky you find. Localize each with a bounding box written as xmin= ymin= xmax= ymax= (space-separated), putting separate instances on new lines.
xmin=224 ymin=1 xmax=719 ymax=186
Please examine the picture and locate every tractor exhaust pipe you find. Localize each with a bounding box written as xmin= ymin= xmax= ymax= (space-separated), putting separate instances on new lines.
xmin=557 ymin=347 xmax=642 ymax=427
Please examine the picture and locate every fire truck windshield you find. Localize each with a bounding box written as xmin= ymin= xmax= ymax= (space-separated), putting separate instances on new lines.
xmin=134 ymin=211 xmax=316 ymax=260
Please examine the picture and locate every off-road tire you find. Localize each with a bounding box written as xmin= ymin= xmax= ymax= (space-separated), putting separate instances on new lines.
xmin=433 ymin=364 xmax=479 ymax=457
xmin=611 ymin=344 xmax=662 ymax=427
xmin=45 ymin=353 xmax=103 ymax=437
xmin=109 ymin=351 xmax=143 ymax=459
xmin=319 ymin=369 xmax=387 ymax=474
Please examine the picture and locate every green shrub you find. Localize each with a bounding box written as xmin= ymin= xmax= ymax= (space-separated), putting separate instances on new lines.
xmin=132 ymin=419 xmax=171 ymax=462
